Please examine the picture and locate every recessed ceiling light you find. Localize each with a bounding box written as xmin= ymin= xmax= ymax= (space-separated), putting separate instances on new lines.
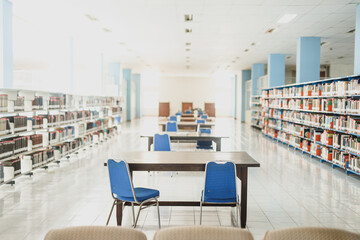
xmin=337 ymin=56 xmax=344 ymax=59
xmin=186 ymin=56 xmax=190 ymax=59
xmin=232 ymin=61 xmax=236 ymax=63
xmin=266 ymin=28 xmax=275 ymax=33
xmin=244 ymin=49 xmax=249 ymax=52
xmin=286 ymin=56 xmax=291 ymax=59
xmin=251 ymin=42 xmax=256 ymax=46
xmin=329 ymin=48 xmax=333 ymax=51
xmin=277 ymin=14 xmax=297 ymax=24
xmin=185 ymin=48 xmax=191 ymax=51
xmin=347 ymin=29 xmax=355 ymax=34
xmin=185 ymin=28 xmax=192 ymax=33
xmin=184 ymin=14 xmax=194 ymax=22
xmin=127 ymin=49 xmax=132 ymax=52
xmin=103 ymin=28 xmax=111 ymax=33
xmin=84 ymin=14 xmax=98 ymax=21
xmin=185 ymin=42 xmax=191 ymax=46
xmin=236 ymin=57 xmax=240 ymax=59
xmin=321 ymin=42 xmax=327 ymax=46
xmin=119 ymin=42 xmax=126 ymax=45
xmin=186 ymin=65 xmax=190 ymax=69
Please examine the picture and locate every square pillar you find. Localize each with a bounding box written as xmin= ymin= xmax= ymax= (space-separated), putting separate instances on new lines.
xmin=241 ymin=70 xmax=251 ymax=122
xmin=296 ymin=37 xmax=321 ymax=83
xmin=123 ymin=69 xmax=132 ymax=121
xmin=0 ymin=0 xmax=13 ymax=88
xmin=355 ymin=5 xmax=360 ymax=75
xmin=251 ymin=63 xmax=265 ymax=95
xmin=268 ymin=54 xmax=285 ymax=87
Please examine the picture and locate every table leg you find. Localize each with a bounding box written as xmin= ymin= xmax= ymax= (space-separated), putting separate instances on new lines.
xmin=215 ymin=139 xmax=221 ymax=151
xmin=116 ymin=200 xmax=123 ymax=226
xmin=237 ymin=167 xmax=248 ymax=228
xmin=148 ymin=137 xmax=153 ymax=151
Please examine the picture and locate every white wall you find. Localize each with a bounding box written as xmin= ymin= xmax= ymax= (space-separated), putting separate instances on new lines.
xmin=142 ymin=74 xmax=235 ymax=117
xmin=330 ymin=64 xmax=354 ymax=78
xmin=158 ymin=76 xmax=216 ymax=115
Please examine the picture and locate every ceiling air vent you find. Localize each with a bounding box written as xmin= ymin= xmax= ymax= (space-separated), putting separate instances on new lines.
xmin=347 ymin=29 xmax=355 ymax=34
xmin=185 ymin=14 xmax=194 ymax=22
xmin=244 ymin=49 xmax=249 ymax=52
xmin=266 ymin=28 xmax=275 ymax=33
xmin=321 ymin=42 xmax=327 ymax=46
xmin=337 ymin=56 xmax=344 ymax=59
xmin=84 ymin=14 xmax=98 ymax=21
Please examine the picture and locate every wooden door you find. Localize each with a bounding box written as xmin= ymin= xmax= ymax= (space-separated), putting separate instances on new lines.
xmin=182 ymin=102 xmax=193 ymax=112
xmin=159 ymin=102 xmax=170 ymax=117
xmin=204 ymin=102 xmax=215 ymax=117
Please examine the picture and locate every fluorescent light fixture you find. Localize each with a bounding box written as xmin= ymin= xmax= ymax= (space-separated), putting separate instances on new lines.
xmin=277 ymin=14 xmax=297 ymax=24
xmin=185 ymin=42 xmax=191 ymax=46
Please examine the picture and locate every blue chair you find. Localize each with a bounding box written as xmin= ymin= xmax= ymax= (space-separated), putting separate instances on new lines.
xmin=196 ymin=119 xmax=205 ymax=124
xmin=185 ymin=110 xmax=191 ymax=114
xmin=200 ymin=161 xmax=239 ymax=226
xmin=154 ymin=133 xmax=171 ymax=151
xmin=166 ymin=122 xmax=177 ymax=132
xmin=198 ymin=111 xmax=203 ymax=116
xmin=201 ymin=115 xmax=208 ymax=119
xmin=106 ymin=159 xmax=161 ymax=228
xmin=197 ymin=128 xmax=213 ymax=150
xmin=175 ymin=112 xmax=182 ymax=116
xmin=169 ymin=116 xmax=177 ymax=122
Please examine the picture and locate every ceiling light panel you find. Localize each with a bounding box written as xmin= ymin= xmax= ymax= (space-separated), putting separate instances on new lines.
xmin=277 ymin=14 xmax=297 ymax=24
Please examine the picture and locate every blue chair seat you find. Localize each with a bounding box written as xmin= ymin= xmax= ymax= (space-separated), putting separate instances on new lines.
xmin=200 ymin=128 xmax=211 ymax=134
xmin=119 ymin=187 xmax=159 ymax=202
xmin=197 ymin=140 xmax=213 ymax=149
xmin=202 ymin=190 xmax=237 ymax=203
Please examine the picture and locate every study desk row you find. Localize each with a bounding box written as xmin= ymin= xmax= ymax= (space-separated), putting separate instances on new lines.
xmin=158 ymin=121 xmax=215 ymax=131
xmin=104 ymin=151 xmax=260 ymax=228
xmin=141 ymin=132 xmax=227 ymax=151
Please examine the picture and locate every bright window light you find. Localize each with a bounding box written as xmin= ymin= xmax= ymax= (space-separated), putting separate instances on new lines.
xmin=277 ymin=14 xmax=297 ymax=24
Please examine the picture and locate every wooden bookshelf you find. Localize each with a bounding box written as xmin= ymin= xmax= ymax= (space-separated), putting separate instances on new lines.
xmin=261 ymin=75 xmax=360 ymax=177
xmin=0 ymin=89 xmax=123 ymax=185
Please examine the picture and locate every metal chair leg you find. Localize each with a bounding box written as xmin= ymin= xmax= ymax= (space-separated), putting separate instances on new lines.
xmin=200 ymin=201 xmax=203 ymax=225
xmin=131 ymin=202 xmax=136 ymax=226
xmin=106 ymin=200 xmax=116 ymax=226
xmin=134 ymin=202 xmax=144 ymax=228
xmin=237 ymin=202 xmax=241 ymax=228
xmin=156 ymin=198 xmax=161 ymax=228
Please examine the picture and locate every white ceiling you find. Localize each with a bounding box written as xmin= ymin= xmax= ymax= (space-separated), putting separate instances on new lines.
xmin=11 ymin=0 xmax=360 ymax=75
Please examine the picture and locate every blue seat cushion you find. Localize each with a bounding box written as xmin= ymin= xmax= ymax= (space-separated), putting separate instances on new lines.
xmin=200 ymin=128 xmax=211 ymax=134
xmin=197 ymin=140 xmax=213 ymax=149
xmin=118 ymin=187 xmax=159 ymax=202
xmin=202 ymin=190 xmax=237 ymax=203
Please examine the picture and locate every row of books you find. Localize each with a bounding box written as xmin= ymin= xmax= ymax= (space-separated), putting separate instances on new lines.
xmin=0 ymin=95 xmax=8 ymax=112
xmin=264 ymin=98 xmax=360 ymax=114
xmin=49 ymin=96 xmax=66 ymax=108
xmin=14 ymin=97 xmax=25 ymax=111
xmin=0 ymin=136 xmax=28 ymax=159
xmin=29 ymin=149 xmax=54 ymax=167
xmin=32 ymin=96 xmax=43 ymax=109
xmin=263 ymin=78 xmax=360 ymax=98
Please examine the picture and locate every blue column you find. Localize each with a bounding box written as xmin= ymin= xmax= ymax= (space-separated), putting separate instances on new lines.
xmin=108 ymin=63 xmax=121 ymax=96
xmin=251 ymin=63 xmax=265 ymax=95
xmin=123 ymin=69 xmax=132 ymax=121
xmin=268 ymin=54 xmax=285 ymax=87
xmin=0 ymin=0 xmax=13 ymax=88
xmin=241 ymin=70 xmax=251 ymax=122
xmin=296 ymin=37 xmax=321 ymax=83
xmin=355 ymin=5 xmax=360 ymax=75
xmin=132 ymin=74 xmax=141 ymax=118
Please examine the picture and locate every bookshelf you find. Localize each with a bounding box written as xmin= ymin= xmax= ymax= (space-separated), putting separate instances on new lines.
xmin=261 ymin=75 xmax=360 ymax=177
xmin=251 ymin=95 xmax=262 ymax=129
xmin=0 ymin=89 xmax=123 ymax=185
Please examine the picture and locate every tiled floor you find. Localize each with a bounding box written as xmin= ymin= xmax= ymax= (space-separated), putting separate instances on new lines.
xmin=1 ymin=117 xmax=360 ymax=240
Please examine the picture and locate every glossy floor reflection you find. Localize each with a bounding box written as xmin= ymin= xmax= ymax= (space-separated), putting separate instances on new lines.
xmin=0 ymin=117 xmax=360 ymax=240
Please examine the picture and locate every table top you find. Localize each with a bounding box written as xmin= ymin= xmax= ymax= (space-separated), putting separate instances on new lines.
xmin=140 ymin=132 xmax=228 ymax=138
xmin=159 ymin=121 xmax=215 ymax=126
xmin=111 ymin=151 xmax=260 ymax=167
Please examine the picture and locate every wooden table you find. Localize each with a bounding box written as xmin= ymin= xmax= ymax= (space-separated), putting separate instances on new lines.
xmin=105 ymin=151 xmax=260 ymax=228
xmin=141 ymin=132 xmax=228 ymax=151
xmin=159 ymin=122 xmax=215 ymax=131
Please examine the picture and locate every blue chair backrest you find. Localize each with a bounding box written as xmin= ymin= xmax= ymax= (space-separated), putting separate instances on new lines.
xmin=185 ymin=110 xmax=191 ymax=114
xmin=107 ymin=159 xmax=136 ymax=202
xmin=204 ymin=161 xmax=237 ymax=201
xmin=197 ymin=119 xmax=205 ymax=124
xmin=198 ymin=111 xmax=203 ymax=116
xmin=169 ymin=116 xmax=177 ymax=122
xmin=166 ymin=121 xmax=177 ymax=132
xmin=175 ymin=112 xmax=182 ymax=116
xmin=200 ymin=128 xmax=211 ymax=134
xmin=201 ymin=115 xmax=208 ymax=119
xmin=154 ymin=133 xmax=171 ymax=151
